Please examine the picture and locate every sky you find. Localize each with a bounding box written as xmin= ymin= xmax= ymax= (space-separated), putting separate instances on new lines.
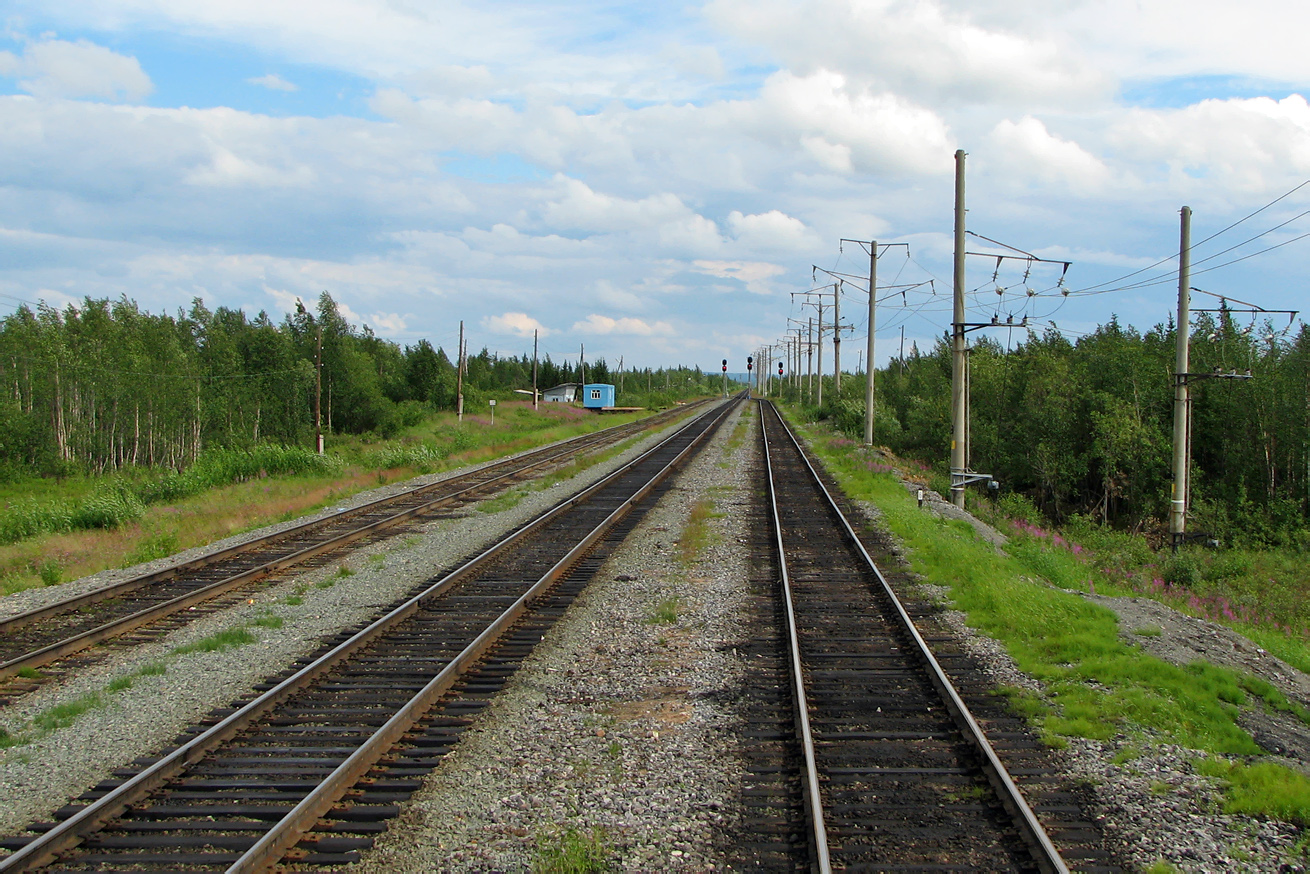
xmin=1 ymin=1 xmax=1308 ymax=373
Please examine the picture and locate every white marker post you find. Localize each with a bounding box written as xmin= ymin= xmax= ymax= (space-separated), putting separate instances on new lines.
xmin=489 ymin=399 xmax=496 ymax=425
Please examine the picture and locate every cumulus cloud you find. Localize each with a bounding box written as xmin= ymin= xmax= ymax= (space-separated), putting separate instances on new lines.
xmin=1109 ymin=95 xmax=1310 ymax=192
xmin=755 ymin=70 xmax=955 ymax=176
xmin=542 ymin=177 xmax=723 ymax=255
xmin=370 ymin=312 xmax=408 ymax=332
xmin=486 ymin=312 xmax=549 ymax=338
xmin=571 ymin=314 xmax=673 ymax=336
xmin=0 ymin=38 xmax=152 ymax=102
xmin=707 ymin=0 xmax=1109 ymax=109
xmin=727 ymin=210 xmax=815 ymax=250
xmin=693 ymin=260 xmax=787 ymax=295
xmin=247 ymin=73 xmax=297 ymax=92
xmin=988 ymin=117 xmax=1110 ymax=193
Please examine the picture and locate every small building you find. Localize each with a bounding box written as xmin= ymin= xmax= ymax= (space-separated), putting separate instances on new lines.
xmin=583 ymin=383 xmax=616 ymax=409
xmin=542 ymin=383 xmax=581 ymax=403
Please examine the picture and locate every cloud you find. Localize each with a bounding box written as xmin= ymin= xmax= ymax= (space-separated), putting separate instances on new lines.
xmin=692 ymin=260 xmax=787 ymax=295
xmin=0 ymin=38 xmax=152 ymax=102
xmin=571 ymin=314 xmax=673 ymax=336
xmin=754 ymin=70 xmax=954 ymax=176
xmin=370 ymin=311 xmax=408 ymax=332
xmin=988 ymin=117 xmax=1110 ymax=193
xmin=247 ymin=73 xmax=298 ymax=92
xmin=485 ymin=311 xmax=549 ymax=338
xmin=707 ymin=0 xmax=1108 ymax=109
xmin=1109 ymin=95 xmax=1310 ymax=192
xmin=727 ymin=210 xmax=816 ymax=250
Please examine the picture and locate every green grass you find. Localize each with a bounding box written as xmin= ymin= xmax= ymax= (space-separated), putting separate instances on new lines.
xmin=648 ymin=597 xmax=681 ymax=625
xmin=284 ymin=594 xmax=304 ymax=606
xmin=0 ymin=403 xmax=683 ymax=598
xmin=172 ymin=627 xmax=257 ymax=655
xmin=477 ymin=487 xmax=529 ymax=515
xmin=679 ymin=499 xmax=720 ymax=563
xmin=1196 ymin=758 xmax=1310 ymax=825
xmin=533 ymin=825 xmax=613 ymax=874
xmin=786 ymin=408 xmax=1310 ymax=825
xmin=250 ymin=613 xmax=284 ymax=629
xmin=32 ymin=692 xmax=104 ymax=733
xmin=124 ymin=531 xmax=180 ymax=566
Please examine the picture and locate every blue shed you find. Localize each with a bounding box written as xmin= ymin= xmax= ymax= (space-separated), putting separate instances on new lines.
xmin=583 ymin=383 xmax=616 ymax=409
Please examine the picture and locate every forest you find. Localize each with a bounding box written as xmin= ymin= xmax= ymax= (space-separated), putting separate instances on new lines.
xmin=5 ymin=292 xmax=1306 ymax=548
xmin=804 ymin=312 xmax=1310 ymax=547
xmin=0 ymin=292 xmax=693 ymax=480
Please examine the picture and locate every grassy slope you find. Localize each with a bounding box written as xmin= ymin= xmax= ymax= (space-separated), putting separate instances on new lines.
xmin=0 ymin=401 xmax=669 ymax=597
xmin=787 ymin=409 xmax=1310 ymax=829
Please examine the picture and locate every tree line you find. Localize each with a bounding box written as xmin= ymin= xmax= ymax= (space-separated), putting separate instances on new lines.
xmin=0 ymin=292 xmax=703 ymax=479
xmin=807 ymin=312 xmax=1310 ymax=546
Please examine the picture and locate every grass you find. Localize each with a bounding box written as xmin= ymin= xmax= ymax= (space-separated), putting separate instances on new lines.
xmin=786 ymin=406 xmax=1310 ymax=826
xmin=648 ymin=597 xmax=681 ymax=625
xmin=0 ymin=616 xmax=268 ymax=750
xmin=171 ymin=627 xmax=257 ymax=655
xmin=1196 ymin=758 xmax=1310 ymax=825
xmin=0 ymin=402 xmax=684 ymax=599
xmin=678 ymin=499 xmax=720 ymax=563
xmin=533 ymin=825 xmax=613 ymax=874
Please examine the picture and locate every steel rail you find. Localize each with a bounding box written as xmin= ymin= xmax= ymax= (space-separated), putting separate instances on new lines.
xmin=229 ymin=399 xmax=729 ymax=872
xmin=761 ymin=400 xmax=1069 ymax=874
xmin=0 ymin=405 xmax=700 ymax=681
xmin=758 ymin=402 xmax=833 ymax=873
xmin=0 ymin=397 xmax=734 ymax=873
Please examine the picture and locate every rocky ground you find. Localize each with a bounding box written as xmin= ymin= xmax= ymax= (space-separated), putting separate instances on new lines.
xmin=2 ymin=403 xmax=1308 ymax=872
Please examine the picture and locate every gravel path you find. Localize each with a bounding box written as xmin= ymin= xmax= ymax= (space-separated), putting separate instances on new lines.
xmin=0 ymin=420 xmax=688 ymax=837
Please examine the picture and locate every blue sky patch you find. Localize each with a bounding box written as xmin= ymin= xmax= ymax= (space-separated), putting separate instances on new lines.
xmin=441 ymin=152 xmax=549 ymax=183
xmin=1121 ymin=74 xmax=1301 ymax=108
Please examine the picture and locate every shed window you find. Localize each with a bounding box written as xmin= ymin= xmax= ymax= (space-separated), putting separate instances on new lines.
xmin=590 ymin=389 xmax=601 ymax=399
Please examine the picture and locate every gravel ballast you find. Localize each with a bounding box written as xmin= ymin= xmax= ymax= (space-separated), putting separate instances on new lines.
xmin=3 ymin=402 xmax=1307 ymax=873
xmin=0 ymin=418 xmax=693 ymax=837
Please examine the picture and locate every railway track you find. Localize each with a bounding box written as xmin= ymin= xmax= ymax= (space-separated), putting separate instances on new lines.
xmin=0 ymin=403 xmax=702 ymax=697
xmin=740 ymin=400 xmax=1113 ymax=871
xmin=0 ymin=396 xmax=737 ymax=872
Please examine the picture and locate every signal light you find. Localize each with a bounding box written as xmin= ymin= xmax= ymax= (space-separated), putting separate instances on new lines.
xmin=777 ymin=362 xmax=783 ymax=375
xmin=747 ymin=356 xmax=753 ymax=372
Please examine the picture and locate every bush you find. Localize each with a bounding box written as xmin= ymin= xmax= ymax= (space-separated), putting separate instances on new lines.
xmin=71 ymin=486 xmax=144 ymax=530
xmin=1161 ymin=549 xmax=1203 ymax=588
xmin=997 ymin=492 xmax=1043 ymax=526
xmin=138 ymin=445 xmax=340 ymax=504
xmin=361 ymin=442 xmax=444 ymax=472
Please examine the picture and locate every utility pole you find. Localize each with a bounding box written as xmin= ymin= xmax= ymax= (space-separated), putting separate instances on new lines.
xmin=1170 ymin=207 xmax=1192 ymax=548
xmin=808 ymin=317 xmax=814 ymax=402
xmin=579 ymin=343 xmax=586 ymax=390
xmin=865 ymin=242 xmax=877 ymax=445
xmin=817 ymin=304 xmax=824 ymax=406
xmin=314 ymin=325 xmax=323 ymax=454
xmin=456 ymin=320 xmax=465 ymax=422
xmin=832 ymin=283 xmax=842 ymax=397
xmin=618 ymin=356 xmax=624 ymax=395
xmin=532 ymin=329 xmax=539 ymax=410
xmin=950 ymin=149 xmax=968 ymax=508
